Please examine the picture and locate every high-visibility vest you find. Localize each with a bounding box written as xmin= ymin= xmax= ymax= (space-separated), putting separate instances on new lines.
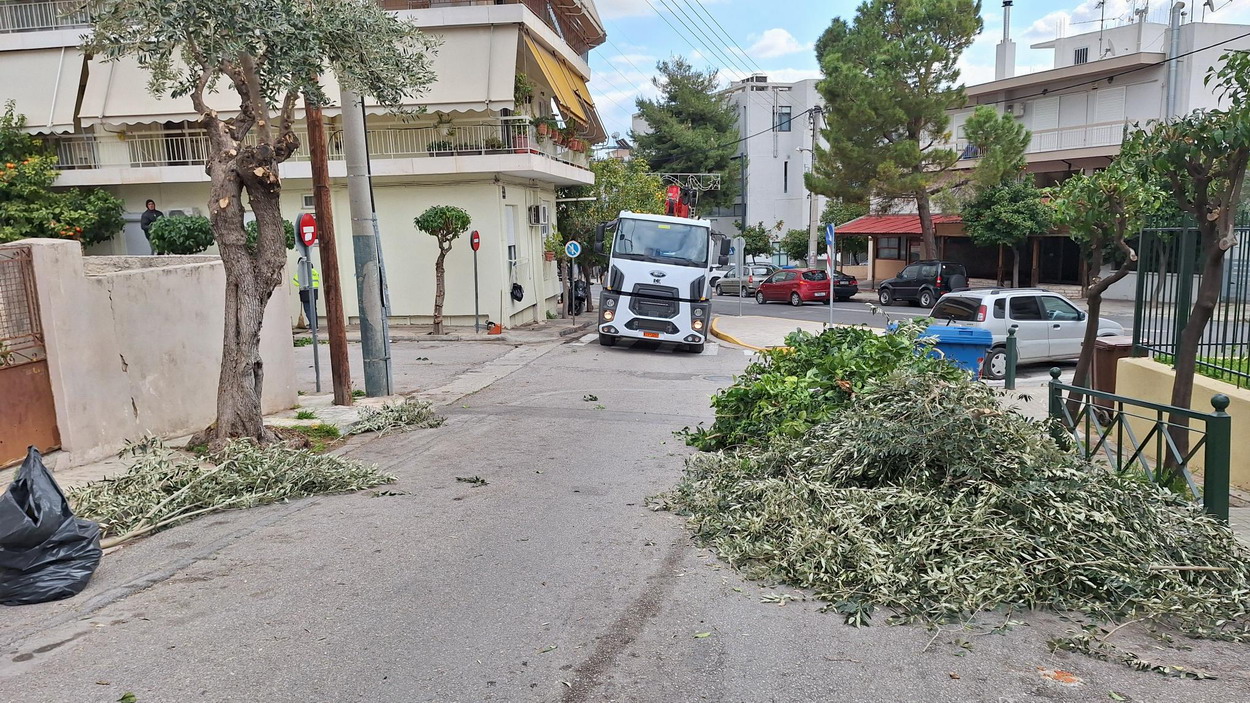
xmin=292 ymin=267 xmax=320 ymax=289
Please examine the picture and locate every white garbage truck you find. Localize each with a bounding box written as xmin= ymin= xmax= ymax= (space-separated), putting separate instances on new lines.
xmin=592 ymin=209 xmax=730 ymax=353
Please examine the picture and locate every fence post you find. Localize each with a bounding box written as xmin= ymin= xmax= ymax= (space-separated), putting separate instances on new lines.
xmin=1205 ymin=394 xmax=1232 ymax=522
xmin=1173 ymin=225 xmax=1195 ymax=357
xmin=1005 ymin=325 xmax=1018 ymax=390
xmin=1132 ymin=228 xmax=1148 ymax=356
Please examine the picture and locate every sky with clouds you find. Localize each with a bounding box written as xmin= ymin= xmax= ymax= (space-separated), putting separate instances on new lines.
xmin=587 ymin=0 xmax=1250 ymax=141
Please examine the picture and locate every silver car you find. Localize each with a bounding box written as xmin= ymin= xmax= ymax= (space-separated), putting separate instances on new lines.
xmin=714 ymin=264 xmax=778 ymax=296
xmin=930 ymin=288 xmax=1125 ymax=380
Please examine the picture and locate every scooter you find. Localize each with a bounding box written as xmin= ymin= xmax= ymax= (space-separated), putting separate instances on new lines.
xmin=571 ymin=279 xmax=589 ymax=315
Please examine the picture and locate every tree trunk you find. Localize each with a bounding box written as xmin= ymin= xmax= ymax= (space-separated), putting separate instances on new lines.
xmin=1011 ymin=246 xmax=1020 ymax=289
xmin=916 ymin=191 xmax=938 ymax=260
xmin=996 ymin=245 xmax=1005 ymax=287
xmin=433 ymin=245 xmax=449 ymax=335
xmin=582 ymin=265 xmax=594 ymax=313
xmin=1164 ymin=232 xmax=1228 ymax=482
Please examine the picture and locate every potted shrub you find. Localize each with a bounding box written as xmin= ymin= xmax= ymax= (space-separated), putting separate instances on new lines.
xmin=536 ymin=117 xmax=552 ymax=137
xmin=429 ymin=139 xmax=454 ymax=155
xmin=514 ymin=73 xmax=535 ymax=113
xmin=484 ymin=136 xmax=505 ymax=153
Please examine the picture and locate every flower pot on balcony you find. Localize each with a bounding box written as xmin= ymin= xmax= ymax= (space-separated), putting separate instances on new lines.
xmin=537 ymin=122 xmax=550 ymax=137
xmin=514 ymin=135 xmax=531 ymax=154
xmin=544 ymin=250 xmax=555 ymax=262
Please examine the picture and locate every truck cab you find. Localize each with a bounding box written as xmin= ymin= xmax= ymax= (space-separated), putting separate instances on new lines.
xmin=593 ymin=211 xmax=729 ymax=353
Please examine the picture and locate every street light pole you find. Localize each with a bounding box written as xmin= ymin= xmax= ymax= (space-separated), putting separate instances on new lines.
xmin=805 ymin=105 xmax=824 ymax=268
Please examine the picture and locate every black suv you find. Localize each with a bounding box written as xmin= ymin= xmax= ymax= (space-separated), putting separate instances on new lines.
xmin=877 ymin=260 xmax=968 ymax=308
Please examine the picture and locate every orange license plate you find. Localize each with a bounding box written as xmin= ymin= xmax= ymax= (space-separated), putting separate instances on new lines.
xmin=643 ymin=331 xmax=660 ymax=338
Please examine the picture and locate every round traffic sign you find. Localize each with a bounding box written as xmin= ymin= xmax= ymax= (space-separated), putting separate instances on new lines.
xmin=565 ymin=240 xmax=581 ymax=258
xmin=295 ymin=212 xmax=318 ymax=248
xmin=470 ymin=230 xmax=481 ymax=252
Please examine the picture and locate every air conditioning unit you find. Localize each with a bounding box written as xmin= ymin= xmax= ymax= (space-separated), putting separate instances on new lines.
xmin=1008 ymin=103 xmax=1025 ymax=118
xmin=527 ymin=205 xmax=549 ymax=226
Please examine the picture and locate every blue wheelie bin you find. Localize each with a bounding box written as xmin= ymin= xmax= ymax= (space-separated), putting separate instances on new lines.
xmin=921 ymin=325 xmax=993 ymax=378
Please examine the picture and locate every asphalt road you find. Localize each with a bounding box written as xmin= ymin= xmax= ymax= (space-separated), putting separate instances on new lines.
xmin=4 ymin=337 xmax=1245 ymax=702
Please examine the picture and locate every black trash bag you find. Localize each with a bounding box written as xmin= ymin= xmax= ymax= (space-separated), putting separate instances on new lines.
xmin=0 ymin=447 xmax=102 ymax=606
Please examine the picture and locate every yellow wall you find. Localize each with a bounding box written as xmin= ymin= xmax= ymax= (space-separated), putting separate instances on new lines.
xmin=874 ymin=259 xmax=907 ymax=283
xmin=1116 ymin=357 xmax=1250 ymax=490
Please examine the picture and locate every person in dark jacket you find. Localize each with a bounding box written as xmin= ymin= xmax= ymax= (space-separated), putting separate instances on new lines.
xmin=139 ymin=199 xmax=163 ymax=240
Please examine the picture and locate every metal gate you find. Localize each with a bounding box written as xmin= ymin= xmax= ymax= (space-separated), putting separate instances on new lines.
xmin=0 ymin=246 xmax=59 ymax=467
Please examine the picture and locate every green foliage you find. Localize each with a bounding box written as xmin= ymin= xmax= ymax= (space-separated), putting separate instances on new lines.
xmin=1049 ymin=156 xmax=1163 ymax=257
xmin=633 ymin=57 xmax=741 ymax=209
xmin=414 ymin=205 xmax=471 ymax=248
xmin=557 ymin=158 xmax=665 ymax=246
xmin=682 ymin=321 xmax=967 ymax=451
xmin=514 ymin=72 xmax=536 ymax=106
xmin=808 ymin=1 xmax=982 ymax=216
xmin=963 ymin=105 xmax=1030 ymax=189
xmin=736 ymin=220 xmax=779 ymax=258
xmin=147 ymin=215 xmax=215 ymax=255
xmin=82 ymin=0 xmax=439 ymax=112
xmin=820 ymin=198 xmax=867 ymax=228
xmin=963 ymin=180 xmax=1053 ymax=250
xmin=0 ymin=102 xmax=124 ymax=245
xmin=780 ymin=228 xmax=821 ymax=261
xmin=668 ymin=372 xmax=1250 ymax=647
xmin=349 ymin=398 xmax=444 ymax=435
xmin=245 ymin=218 xmax=295 ymax=252
xmin=295 ymin=409 xmax=317 ymax=420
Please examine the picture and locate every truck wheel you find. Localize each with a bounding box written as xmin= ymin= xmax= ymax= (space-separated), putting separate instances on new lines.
xmin=878 ymin=288 xmax=893 ymax=306
xmin=790 ymin=292 xmax=802 ymax=307
xmin=918 ymin=289 xmax=935 ymax=308
xmin=598 ymin=333 xmax=617 ymax=347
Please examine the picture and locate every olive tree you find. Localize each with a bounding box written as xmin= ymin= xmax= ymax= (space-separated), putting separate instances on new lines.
xmin=83 ymin=0 xmax=438 ymax=447
xmin=414 ymin=206 xmax=471 ymax=336
xmin=1049 ymin=157 xmax=1162 ymax=394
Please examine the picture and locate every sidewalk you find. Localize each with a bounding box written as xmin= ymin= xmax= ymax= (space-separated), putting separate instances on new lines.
xmin=709 ymin=315 xmax=831 ymax=351
xmin=295 ymin=318 xmax=590 ymax=344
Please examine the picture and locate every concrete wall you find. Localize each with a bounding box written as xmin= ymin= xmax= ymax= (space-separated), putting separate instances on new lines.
xmin=1116 ymin=356 xmax=1250 ymax=490
xmin=5 ymin=239 xmax=296 ymax=466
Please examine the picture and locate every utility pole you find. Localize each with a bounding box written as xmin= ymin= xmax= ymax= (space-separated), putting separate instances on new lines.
xmin=304 ymin=97 xmax=352 ymax=406
xmin=805 ymin=105 xmax=824 ymax=268
xmin=340 ymin=89 xmax=392 ymax=397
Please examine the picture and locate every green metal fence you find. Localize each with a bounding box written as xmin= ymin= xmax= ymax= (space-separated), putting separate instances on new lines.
xmin=1048 ymin=369 xmax=1233 ymax=521
xmin=1132 ymin=222 xmax=1250 ymax=389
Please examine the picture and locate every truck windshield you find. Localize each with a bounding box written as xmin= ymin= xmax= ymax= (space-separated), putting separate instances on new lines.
xmin=613 ymin=219 xmax=708 ymax=268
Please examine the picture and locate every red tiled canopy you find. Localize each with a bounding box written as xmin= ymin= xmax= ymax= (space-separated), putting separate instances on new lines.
xmin=835 ymin=215 xmax=963 ymax=234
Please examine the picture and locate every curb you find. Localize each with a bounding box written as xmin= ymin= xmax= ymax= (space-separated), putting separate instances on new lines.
xmin=709 ymin=316 xmax=770 ymax=352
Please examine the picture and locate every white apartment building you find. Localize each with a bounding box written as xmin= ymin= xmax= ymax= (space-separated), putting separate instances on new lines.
xmin=708 ymin=76 xmax=826 ymax=248
xmin=0 ymin=0 xmax=607 ymax=328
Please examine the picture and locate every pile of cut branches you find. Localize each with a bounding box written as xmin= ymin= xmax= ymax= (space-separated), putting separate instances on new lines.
xmin=668 ymin=327 xmax=1250 ymax=651
xmin=349 ymin=397 xmax=444 ymax=436
xmin=69 ymin=440 xmax=394 ymax=548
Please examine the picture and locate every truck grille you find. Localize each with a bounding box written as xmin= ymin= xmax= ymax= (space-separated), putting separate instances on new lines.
xmin=629 ymin=284 xmax=679 ymax=318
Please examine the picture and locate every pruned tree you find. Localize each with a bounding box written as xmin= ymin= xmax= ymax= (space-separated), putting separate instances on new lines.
xmin=1127 ymin=51 xmax=1250 ymax=467
xmin=414 ymin=205 xmax=471 ymax=336
xmin=1049 ymin=156 xmax=1162 ymax=396
xmin=963 ymin=179 xmax=1052 ymax=288
xmin=962 ymin=105 xmax=1029 ymax=189
xmin=738 ymin=221 xmax=782 ymax=259
xmin=633 ymin=57 xmax=740 ymax=210
xmin=83 ymin=0 xmax=438 ymax=447
xmin=808 ymin=0 xmax=982 ymax=259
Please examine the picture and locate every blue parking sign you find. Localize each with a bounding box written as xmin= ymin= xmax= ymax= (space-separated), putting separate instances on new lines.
xmin=824 ymin=223 xmax=835 ymax=249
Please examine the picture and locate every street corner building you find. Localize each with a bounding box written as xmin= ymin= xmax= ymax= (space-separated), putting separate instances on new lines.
xmin=0 ymin=0 xmax=609 ymax=329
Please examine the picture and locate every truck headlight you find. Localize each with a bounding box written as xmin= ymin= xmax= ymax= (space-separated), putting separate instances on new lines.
xmin=692 ymin=319 xmax=704 ymax=331
xmin=693 ymin=307 xmax=704 ymax=318
xmin=603 ymin=309 xmax=615 ymax=321
xmin=604 ymin=297 xmax=616 ymax=309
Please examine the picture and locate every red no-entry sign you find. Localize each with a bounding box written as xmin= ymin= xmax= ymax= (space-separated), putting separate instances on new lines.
xmin=296 ymin=212 xmax=318 ymax=248
xmin=470 ymin=230 xmax=481 ymax=251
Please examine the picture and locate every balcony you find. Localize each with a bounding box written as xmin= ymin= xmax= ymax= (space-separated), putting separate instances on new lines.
xmin=378 ymin=0 xmax=604 ymax=55
xmin=951 ymin=121 xmax=1129 ymax=163
xmin=0 ymin=1 xmax=87 ymax=33
xmin=46 ymin=117 xmax=591 ymax=183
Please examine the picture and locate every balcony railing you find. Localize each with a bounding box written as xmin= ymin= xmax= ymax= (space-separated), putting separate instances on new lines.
xmin=0 ymin=0 xmax=88 ymax=33
xmin=48 ymin=117 xmax=590 ymax=171
xmin=950 ymin=121 xmax=1130 ymax=161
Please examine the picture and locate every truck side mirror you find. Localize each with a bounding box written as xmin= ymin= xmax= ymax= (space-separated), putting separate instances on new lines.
xmin=593 ymin=223 xmax=606 ymax=255
xmin=718 ymin=238 xmax=730 ymax=266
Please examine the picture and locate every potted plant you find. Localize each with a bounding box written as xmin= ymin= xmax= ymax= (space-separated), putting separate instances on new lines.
xmin=536 ymin=117 xmax=552 ymax=137
xmin=558 ymin=125 xmax=575 ymax=147
xmin=429 ymin=139 xmax=454 ymax=155
xmin=514 ymin=73 xmax=535 ymax=113
xmin=543 ymin=232 xmax=562 ymax=261
xmin=484 ymin=136 xmax=505 ymax=153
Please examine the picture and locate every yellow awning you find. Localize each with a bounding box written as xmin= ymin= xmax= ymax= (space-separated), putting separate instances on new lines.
xmin=523 ymin=35 xmax=587 ymax=125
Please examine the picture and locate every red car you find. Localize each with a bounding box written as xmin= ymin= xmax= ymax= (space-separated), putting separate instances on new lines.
xmin=756 ymin=269 xmax=841 ymax=306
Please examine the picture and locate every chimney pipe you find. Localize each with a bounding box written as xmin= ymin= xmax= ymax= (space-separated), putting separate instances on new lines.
xmin=995 ymin=1 xmax=1017 ymax=80
xmin=1167 ymin=2 xmax=1185 ymax=118
xmin=1004 ymin=1 xmax=1013 ymax=42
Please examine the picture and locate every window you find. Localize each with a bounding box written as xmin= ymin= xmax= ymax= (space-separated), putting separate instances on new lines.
xmin=612 ymin=219 xmax=709 ymax=268
xmin=1074 ymin=47 xmax=1089 ymax=65
xmin=1041 ymin=296 xmax=1082 ymax=321
xmin=752 ymin=266 xmax=774 ymax=276
xmin=877 ymin=236 xmax=902 ymax=260
xmin=931 ymin=296 xmax=979 ymax=322
xmin=1009 ymin=296 xmax=1044 ymax=321
xmin=774 ymin=105 xmax=792 ymax=132
xmin=802 ymin=270 xmax=828 ymax=281
xmin=783 ymin=160 xmax=789 ymax=193
xmin=993 ymin=299 xmax=1006 ymax=319
xmin=919 ymin=264 xmax=938 ymax=279
xmin=302 ymin=194 xmax=315 ymax=209
xmin=898 ymin=265 xmax=920 ymax=280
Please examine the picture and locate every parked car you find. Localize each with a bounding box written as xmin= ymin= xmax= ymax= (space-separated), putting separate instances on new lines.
xmin=830 ymin=270 xmax=860 ymax=301
xmin=708 ymin=265 xmax=732 ymax=290
xmin=715 ymin=263 xmax=778 ymax=296
xmin=877 ymin=260 xmax=968 ymax=308
xmin=755 ymin=269 xmax=836 ymax=306
xmin=929 ymin=288 xmax=1125 ymax=380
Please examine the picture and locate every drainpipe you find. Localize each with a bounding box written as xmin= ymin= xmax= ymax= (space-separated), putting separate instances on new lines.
xmin=1166 ymin=2 xmax=1186 ymax=119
